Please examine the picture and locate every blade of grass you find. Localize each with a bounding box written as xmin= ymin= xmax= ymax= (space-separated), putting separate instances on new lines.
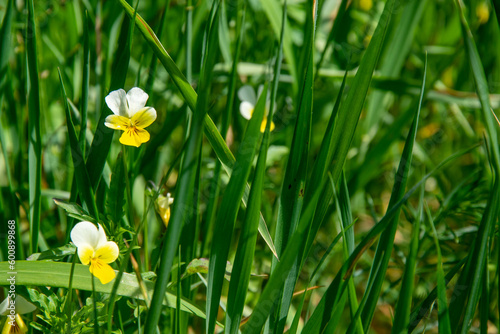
xmin=258 ymin=0 xmax=297 ymax=94
xmin=206 ymin=83 xmax=267 ymax=334
xmin=225 ymin=101 xmax=272 ymax=334
xmin=358 ymin=53 xmax=426 ymax=332
xmin=144 ymin=4 xmax=221 ymax=333
xmin=0 ymin=261 xmax=207 ymax=317
xmin=118 ymin=0 xmax=277 ymax=259
xmin=391 ymin=181 xmax=424 ymax=333
xmin=27 ymin=0 xmax=42 ymax=255
xmin=201 ymin=5 xmax=246 ymax=258
xmin=425 ymin=204 xmax=451 ymax=334
xmin=268 ymin=1 xmax=316 ymax=332
xmin=80 ymin=11 xmax=90 ymax=155
xmin=58 ymin=69 xmax=99 ymax=219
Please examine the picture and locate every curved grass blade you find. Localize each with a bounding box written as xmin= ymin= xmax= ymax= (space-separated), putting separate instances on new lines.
xmin=27 ymin=0 xmax=42 ymax=255
xmin=425 ymin=204 xmax=451 ymax=333
xmin=225 ymin=107 xmax=271 ymax=334
xmin=144 ymin=4 xmax=221 ymax=333
xmin=359 ymin=53 xmax=426 ymax=332
xmin=268 ymin=1 xmax=315 ymax=331
xmin=0 ymin=261 xmax=207 ymax=318
xmin=117 ymin=0 xmax=277 ymax=258
xmin=58 ymin=69 xmax=99 ymax=219
xmin=391 ymin=183 xmax=424 ymax=333
xmin=206 ymin=84 xmax=267 ymax=334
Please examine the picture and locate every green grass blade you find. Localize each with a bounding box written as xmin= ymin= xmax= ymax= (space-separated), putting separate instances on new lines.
xmin=27 ymin=0 xmax=42 ymax=255
xmin=58 ymin=69 xmax=98 ymax=219
xmin=206 ymin=84 xmax=267 ymax=334
xmin=144 ymin=4 xmax=221 ymax=333
xmin=359 ymin=53 xmax=426 ymax=332
xmin=106 ymin=152 xmax=126 ymax=226
xmin=258 ymin=0 xmax=297 ymax=94
xmin=269 ymin=1 xmax=316 ymax=331
xmin=425 ymin=204 xmax=452 ymax=334
xmin=391 ymin=183 xmax=424 ymax=333
xmin=0 ymin=261 xmax=206 ymax=318
xmin=225 ymin=106 xmax=271 ymax=334
xmin=79 ymin=11 xmax=90 ymax=155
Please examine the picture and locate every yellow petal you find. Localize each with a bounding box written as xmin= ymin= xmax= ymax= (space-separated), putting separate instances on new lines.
xmin=260 ymin=119 xmax=275 ymax=133
xmin=90 ymin=259 xmax=116 ymax=284
xmin=77 ymin=244 xmax=94 ymax=265
xmin=95 ymin=241 xmax=119 ymax=264
xmin=104 ymin=114 xmax=130 ymax=130
xmin=119 ymin=128 xmax=150 ymax=147
xmin=131 ymin=107 xmax=157 ymax=128
xmin=160 ymin=206 xmax=171 ymax=228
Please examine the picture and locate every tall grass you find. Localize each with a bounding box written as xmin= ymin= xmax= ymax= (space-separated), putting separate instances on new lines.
xmin=0 ymin=0 xmax=499 ymax=333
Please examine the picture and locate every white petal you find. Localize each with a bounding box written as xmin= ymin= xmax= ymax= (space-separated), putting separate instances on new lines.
xmin=126 ymin=87 xmax=149 ymax=115
xmin=96 ymin=223 xmax=109 ymax=249
xmin=238 ymin=85 xmax=256 ymax=105
xmin=0 ymin=295 xmax=36 ymax=315
xmin=70 ymin=221 xmax=100 ymax=249
xmin=240 ymin=101 xmax=254 ymax=120
xmin=105 ymin=89 xmax=129 ymax=117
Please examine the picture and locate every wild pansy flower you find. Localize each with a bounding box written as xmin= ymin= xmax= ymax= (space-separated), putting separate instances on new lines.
xmin=70 ymin=221 xmax=119 ymax=284
xmin=157 ymin=193 xmax=174 ymax=228
xmin=104 ymin=87 xmax=157 ymax=147
xmin=0 ymin=295 xmax=36 ymax=334
xmin=238 ymin=85 xmax=275 ymax=133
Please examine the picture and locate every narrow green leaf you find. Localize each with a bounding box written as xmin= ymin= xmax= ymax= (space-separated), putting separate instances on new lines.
xmin=225 ymin=93 xmax=272 ymax=334
xmin=0 ymin=261 xmax=207 ymax=318
xmin=106 ymin=152 xmax=126 ymax=225
xmin=426 ymin=205 xmax=452 ymax=334
xmin=206 ymin=83 xmax=267 ymax=334
xmin=391 ymin=183 xmax=424 ymax=333
xmin=258 ymin=0 xmax=298 ymax=94
xmin=58 ymin=69 xmax=99 ymax=219
xmin=53 ymin=199 xmax=96 ymax=223
xmin=359 ymin=52 xmax=426 ymax=332
xmin=27 ymin=0 xmax=42 ymax=255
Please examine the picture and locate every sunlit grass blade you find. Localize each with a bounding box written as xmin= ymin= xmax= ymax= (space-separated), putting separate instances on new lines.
xmin=391 ymin=183 xmax=424 ymax=333
xmin=80 ymin=11 xmax=90 ymax=155
xmin=144 ymin=4 xmax=221 ymax=333
xmin=207 ymin=83 xmax=267 ymax=334
xmin=303 ymin=0 xmax=397 ymax=270
xmin=26 ymin=0 xmax=42 ymax=255
xmin=225 ymin=104 xmax=271 ymax=334
xmin=358 ymin=53 xmax=426 ymax=332
xmin=269 ymin=1 xmax=315 ymax=331
xmin=202 ymin=5 xmax=245 ymax=258
xmin=0 ymin=261 xmax=207 ymax=318
xmin=425 ymin=204 xmax=452 ymax=333
xmin=58 ymin=69 xmax=98 ymax=219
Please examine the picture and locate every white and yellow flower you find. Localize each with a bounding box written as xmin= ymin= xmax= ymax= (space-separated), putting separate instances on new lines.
xmin=238 ymin=85 xmax=275 ymax=133
xmin=0 ymin=295 xmax=36 ymax=334
xmin=70 ymin=221 xmax=119 ymax=284
xmin=157 ymin=193 xmax=174 ymax=228
xmin=104 ymin=87 xmax=157 ymax=147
